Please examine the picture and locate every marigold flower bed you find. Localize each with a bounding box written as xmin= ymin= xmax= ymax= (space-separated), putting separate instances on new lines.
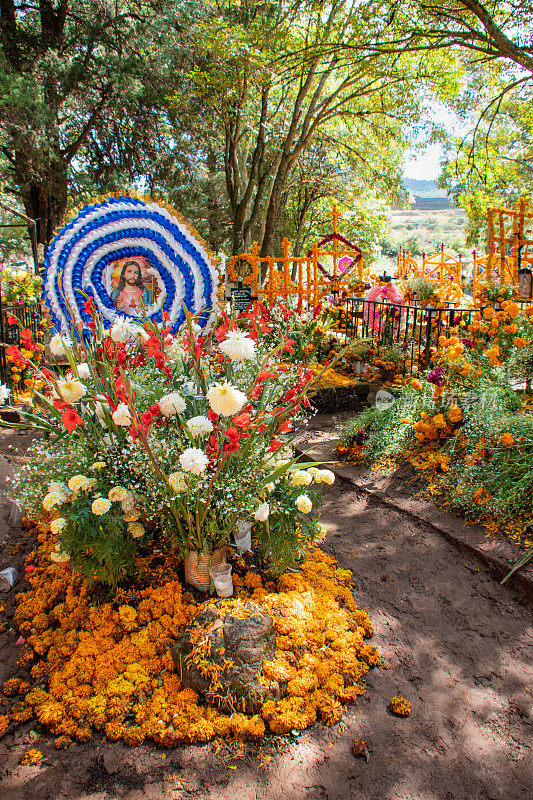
xmin=1 ymin=519 xmax=378 ymax=748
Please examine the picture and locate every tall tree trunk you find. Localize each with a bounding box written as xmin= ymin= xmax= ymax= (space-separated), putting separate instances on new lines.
xmin=17 ymin=156 xmax=68 ymax=247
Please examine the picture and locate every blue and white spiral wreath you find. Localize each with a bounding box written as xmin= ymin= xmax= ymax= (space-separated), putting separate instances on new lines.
xmin=43 ymin=195 xmax=218 ymax=334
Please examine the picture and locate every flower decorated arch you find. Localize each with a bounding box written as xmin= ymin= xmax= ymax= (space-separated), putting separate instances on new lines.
xmin=43 ymin=194 xmax=218 ymax=334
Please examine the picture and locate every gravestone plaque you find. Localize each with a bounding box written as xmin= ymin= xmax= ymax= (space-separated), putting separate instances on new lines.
xmin=232 ymin=282 xmax=253 ymax=310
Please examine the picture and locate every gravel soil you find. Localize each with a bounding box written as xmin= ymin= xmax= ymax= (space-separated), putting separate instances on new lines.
xmin=0 ymin=428 xmax=531 ymax=800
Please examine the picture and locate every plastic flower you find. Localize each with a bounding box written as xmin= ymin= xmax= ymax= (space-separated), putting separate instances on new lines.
xmin=50 ymin=517 xmax=67 ymax=535
xmin=112 ymin=403 xmax=132 ymax=426
xmin=219 ymin=330 xmax=256 ymax=362
xmin=110 ymin=318 xmax=134 ymax=343
xmin=296 ymin=495 xmax=312 ymax=513
xmin=127 ymin=522 xmax=145 ymax=538
xmin=206 ymin=381 xmax=246 ymax=416
xmin=42 ymin=491 xmax=66 ymax=511
xmin=254 ymin=502 xmax=270 ymax=522
xmin=68 ymin=474 xmax=91 ymax=492
xmin=159 ymin=393 xmax=186 ymax=418
xmin=186 ymin=415 xmax=213 ymax=437
xmin=179 ymin=448 xmax=209 ymax=475
xmin=0 ymin=383 xmax=10 ymax=405
xmin=291 ymin=470 xmax=313 ymax=487
xmin=49 ymin=333 xmax=71 ymax=356
xmin=108 ymin=486 xmax=129 ymax=502
xmin=56 ymin=377 xmax=86 ymax=404
xmin=76 ymin=363 xmax=91 ymax=380
xmin=168 ymin=472 xmax=187 ymax=492
xmin=92 ymin=498 xmax=112 ymax=516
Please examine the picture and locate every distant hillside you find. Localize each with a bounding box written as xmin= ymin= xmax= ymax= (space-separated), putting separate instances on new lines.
xmin=403 ymin=178 xmax=448 ymax=199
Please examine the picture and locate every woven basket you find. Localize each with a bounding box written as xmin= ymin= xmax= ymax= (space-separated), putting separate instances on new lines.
xmin=183 ymin=547 xmax=227 ymax=591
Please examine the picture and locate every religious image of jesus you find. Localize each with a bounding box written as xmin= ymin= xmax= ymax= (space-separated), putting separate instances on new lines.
xmin=110 ymin=259 xmax=151 ymax=313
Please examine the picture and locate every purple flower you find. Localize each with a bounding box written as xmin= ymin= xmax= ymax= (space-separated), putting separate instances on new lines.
xmin=461 ymin=338 xmax=473 ymax=349
xmin=427 ymin=366 xmax=445 ymax=387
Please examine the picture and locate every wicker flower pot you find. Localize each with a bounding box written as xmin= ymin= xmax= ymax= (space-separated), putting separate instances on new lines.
xmin=183 ymin=547 xmax=227 ymax=591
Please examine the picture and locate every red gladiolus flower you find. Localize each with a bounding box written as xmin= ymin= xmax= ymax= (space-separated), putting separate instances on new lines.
xmin=7 ymin=315 xmax=18 ymax=326
xmin=232 ymin=412 xmax=251 ymax=428
xmin=83 ymin=297 xmax=95 ymax=315
xmin=149 ymin=404 xmax=161 ymax=416
xmin=279 ymin=420 xmax=293 ymax=433
xmin=207 ymin=408 xmax=219 ymax=422
xmin=225 ymin=426 xmax=240 ymax=441
xmin=141 ymin=411 xmax=153 ymax=430
xmin=268 ymin=438 xmax=282 ymax=451
xmin=283 ymin=338 xmax=296 ymax=353
xmin=61 ymin=407 xmax=82 ymax=433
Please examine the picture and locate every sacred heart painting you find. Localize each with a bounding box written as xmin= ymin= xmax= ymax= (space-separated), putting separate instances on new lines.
xmin=106 ymin=256 xmax=165 ymax=316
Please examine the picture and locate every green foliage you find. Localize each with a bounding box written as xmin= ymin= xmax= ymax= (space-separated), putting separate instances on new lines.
xmin=59 ymin=494 xmax=135 ymax=587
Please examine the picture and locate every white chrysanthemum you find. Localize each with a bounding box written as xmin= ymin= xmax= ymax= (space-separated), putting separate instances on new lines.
xmin=112 ymin=403 xmax=132 ymax=426
xmin=314 ymin=469 xmax=335 ymax=485
xmin=110 ymin=318 xmax=134 ymax=343
xmin=92 ymin=497 xmax=112 ymax=516
xmin=0 ymin=383 xmax=10 ymax=405
xmin=68 ymin=474 xmax=91 ymax=492
xmin=128 ymin=521 xmax=145 ymax=538
xmin=90 ymin=461 xmax=106 ymax=471
xmin=254 ymin=502 xmax=270 ymax=522
xmin=290 ymin=469 xmax=313 ymax=487
xmin=50 ymin=517 xmax=67 ymax=535
xmin=206 ymin=381 xmax=246 ymax=417
xmin=42 ymin=491 xmax=66 ymax=511
xmin=168 ymin=471 xmax=187 ymax=492
xmin=76 ymin=362 xmax=91 ymax=380
xmin=131 ymin=325 xmax=149 ymax=343
xmin=219 ymin=329 xmax=256 ymax=363
xmin=167 ymin=339 xmax=185 ymax=363
xmin=159 ymin=392 xmax=186 ymax=418
xmin=179 ymin=448 xmax=209 ymax=475
xmin=108 ymin=486 xmax=129 ymax=502
xmin=295 ymin=494 xmax=312 ymax=514
xmin=49 ymin=333 xmax=72 ymax=357
xmin=56 ymin=377 xmax=86 ymax=404
xmin=308 ymin=467 xmax=320 ymax=478
xmin=186 ymin=415 xmax=213 ymax=438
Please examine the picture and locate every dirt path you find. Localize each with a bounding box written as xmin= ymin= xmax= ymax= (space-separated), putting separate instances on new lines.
xmin=0 ymin=432 xmax=531 ymax=800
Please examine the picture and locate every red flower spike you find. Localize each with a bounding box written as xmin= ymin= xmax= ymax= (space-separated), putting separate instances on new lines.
xmin=61 ymin=407 xmax=82 ymax=433
xmin=7 ymin=315 xmax=18 ymax=326
xmin=268 ymin=438 xmax=282 ymax=451
xmin=232 ymin=412 xmax=251 ymax=429
xmin=207 ymin=409 xmax=218 ymax=422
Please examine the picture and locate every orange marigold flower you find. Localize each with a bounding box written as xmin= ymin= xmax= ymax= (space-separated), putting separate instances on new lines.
xmin=500 ymin=432 xmax=515 ymax=447
xmin=447 ymin=405 xmax=462 ymax=423
xmin=410 ymin=379 xmax=422 ymax=391
xmin=513 ymin=337 xmax=530 ymax=347
xmin=19 ymin=748 xmax=43 ymax=765
xmin=389 ymin=696 xmax=412 ymax=716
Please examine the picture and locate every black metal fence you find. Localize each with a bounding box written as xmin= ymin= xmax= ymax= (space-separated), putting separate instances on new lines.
xmin=0 ymin=300 xmax=45 ymax=395
xmin=335 ymin=298 xmax=476 ymax=375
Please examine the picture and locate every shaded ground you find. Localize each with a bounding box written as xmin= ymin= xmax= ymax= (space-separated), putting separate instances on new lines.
xmin=0 ymin=428 xmax=531 ymax=800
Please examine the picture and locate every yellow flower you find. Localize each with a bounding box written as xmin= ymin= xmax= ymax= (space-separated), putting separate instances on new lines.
xmin=168 ymin=472 xmax=186 ymax=493
xmin=108 ymin=486 xmax=129 ymax=502
xmin=91 ymin=498 xmax=111 ymax=516
xmin=68 ymin=475 xmax=91 ymax=492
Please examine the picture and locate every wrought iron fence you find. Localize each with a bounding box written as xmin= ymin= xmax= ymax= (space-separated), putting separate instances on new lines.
xmin=335 ymin=298 xmax=476 ymax=375
xmin=0 ymin=300 xmax=45 ymax=396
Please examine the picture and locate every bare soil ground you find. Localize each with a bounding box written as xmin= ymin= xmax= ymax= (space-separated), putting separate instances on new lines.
xmin=0 ymin=428 xmax=531 ymax=800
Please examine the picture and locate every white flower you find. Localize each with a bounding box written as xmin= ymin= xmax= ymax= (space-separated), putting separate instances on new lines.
xmin=92 ymin=497 xmax=112 ymax=516
xmin=186 ymin=415 xmax=213 ymax=438
xmin=315 ymin=469 xmax=335 ymax=485
xmin=295 ymin=494 xmax=312 ymax=514
xmin=219 ymin=329 xmax=256 ymax=362
xmin=48 ymin=480 xmax=69 ymax=495
xmin=68 ymin=474 xmax=91 ymax=492
xmin=179 ymin=447 xmax=209 ymax=475
xmin=108 ymin=486 xmax=129 ymax=502
xmin=0 ymin=383 xmax=10 ymax=405
xmin=254 ymin=502 xmax=270 ymax=522
xmin=50 ymin=545 xmax=70 ymax=564
xmin=94 ymin=400 xmax=108 ymax=420
xmin=159 ymin=392 xmax=186 ymax=418
xmin=112 ymin=403 xmax=132 ymax=426
xmin=128 ymin=521 xmax=145 ymax=538
xmin=76 ymin=362 xmax=91 ymax=380
xmin=90 ymin=461 xmax=106 ymax=471
xmin=56 ymin=377 xmax=86 ymax=404
xmin=42 ymin=491 xmax=66 ymax=511
xmin=264 ymin=482 xmax=275 ymax=494
xmin=206 ymin=381 xmax=246 ymax=416
xmin=167 ymin=339 xmax=185 ymax=363
xmin=110 ymin=318 xmax=134 ymax=343
xmin=131 ymin=325 xmax=149 ymax=343
xmin=49 ymin=333 xmax=72 ymax=357
xmin=290 ymin=469 xmax=313 ymax=487
xmin=50 ymin=517 xmax=67 ymax=535
xmin=168 ymin=471 xmax=187 ymax=492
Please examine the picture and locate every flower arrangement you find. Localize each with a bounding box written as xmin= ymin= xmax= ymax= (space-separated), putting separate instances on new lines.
xmin=474 ymin=282 xmax=518 ymax=307
xmin=1 ymin=264 xmax=42 ymax=304
xmin=9 ymin=301 xmax=339 ymax=586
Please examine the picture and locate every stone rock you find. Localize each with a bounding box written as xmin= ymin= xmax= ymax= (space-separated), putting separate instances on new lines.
xmin=171 ymin=600 xmax=283 ymax=713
